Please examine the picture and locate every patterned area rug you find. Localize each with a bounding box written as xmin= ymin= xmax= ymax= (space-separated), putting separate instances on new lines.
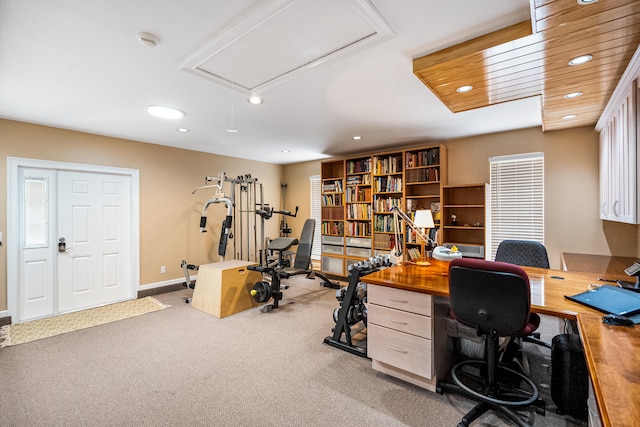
xmin=0 ymin=296 xmax=170 ymax=348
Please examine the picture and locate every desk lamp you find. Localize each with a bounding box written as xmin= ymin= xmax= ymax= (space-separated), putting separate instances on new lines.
xmin=413 ymin=209 xmax=435 ymax=266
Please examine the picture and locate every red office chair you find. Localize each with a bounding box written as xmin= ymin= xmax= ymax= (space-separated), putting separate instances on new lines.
xmin=437 ymin=258 xmax=545 ymax=427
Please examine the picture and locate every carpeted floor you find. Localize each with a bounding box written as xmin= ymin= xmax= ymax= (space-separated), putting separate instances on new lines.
xmin=0 ymin=296 xmax=170 ymax=348
xmin=0 ymin=277 xmax=585 ymax=426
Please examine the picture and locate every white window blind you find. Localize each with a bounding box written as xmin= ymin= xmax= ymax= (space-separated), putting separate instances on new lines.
xmin=488 ymin=153 xmax=544 ymax=261
xmin=310 ymin=175 xmax=321 ymax=260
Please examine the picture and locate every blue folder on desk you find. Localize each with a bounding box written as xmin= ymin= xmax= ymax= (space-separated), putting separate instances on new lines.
xmin=565 ymin=285 xmax=640 ymax=317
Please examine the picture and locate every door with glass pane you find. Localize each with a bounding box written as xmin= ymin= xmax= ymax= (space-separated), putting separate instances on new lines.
xmin=19 ymin=168 xmax=56 ymax=320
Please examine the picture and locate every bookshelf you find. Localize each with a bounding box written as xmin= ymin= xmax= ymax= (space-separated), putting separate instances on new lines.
xmin=440 ymin=184 xmax=488 ymax=259
xmin=372 ymin=151 xmax=403 ymax=257
xmin=320 ymin=145 xmax=447 ymax=276
xmin=320 ymin=160 xmax=345 ymax=275
xmin=404 ymin=146 xmax=448 ymax=261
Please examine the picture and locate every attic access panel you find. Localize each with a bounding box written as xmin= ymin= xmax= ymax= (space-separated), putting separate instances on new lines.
xmin=180 ymin=0 xmax=394 ymax=94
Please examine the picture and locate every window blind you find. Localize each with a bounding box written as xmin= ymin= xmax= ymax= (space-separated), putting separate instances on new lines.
xmin=488 ymin=153 xmax=544 ymax=261
xmin=310 ymin=175 xmax=321 ymax=260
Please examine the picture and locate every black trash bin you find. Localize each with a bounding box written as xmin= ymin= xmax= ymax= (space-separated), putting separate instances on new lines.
xmin=551 ymin=333 xmax=588 ymax=420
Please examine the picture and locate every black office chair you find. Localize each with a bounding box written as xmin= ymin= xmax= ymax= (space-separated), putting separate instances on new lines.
xmin=495 ymin=240 xmax=550 ymax=269
xmin=437 ymin=258 xmax=545 ymax=427
xmin=495 ymin=239 xmax=552 ymax=350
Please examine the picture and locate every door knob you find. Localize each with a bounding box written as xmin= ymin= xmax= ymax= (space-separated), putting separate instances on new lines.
xmin=58 ymin=237 xmax=66 ymax=252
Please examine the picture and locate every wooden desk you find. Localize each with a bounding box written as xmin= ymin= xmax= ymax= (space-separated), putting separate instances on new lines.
xmin=361 ymin=259 xmax=604 ymax=319
xmin=562 ymin=252 xmax=638 ymax=283
xmin=362 ymin=259 xmax=640 ymax=427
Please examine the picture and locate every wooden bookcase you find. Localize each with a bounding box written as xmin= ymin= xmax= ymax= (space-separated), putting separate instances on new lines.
xmin=440 ymin=183 xmax=488 ymax=259
xmin=320 ymin=160 xmax=345 ymax=275
xmin=320 ymin=145 xmax=447 ymax=276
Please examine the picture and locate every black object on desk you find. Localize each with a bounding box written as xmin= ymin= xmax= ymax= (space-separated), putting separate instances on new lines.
xmin=565 ymin=285 xmax=640 ymax=318
xmin=602 ymin=314 xmax=634 ymax=327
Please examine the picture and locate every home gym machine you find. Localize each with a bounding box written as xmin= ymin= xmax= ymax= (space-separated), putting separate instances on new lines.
xmin=181 ymin=172 xmax=261 ymax=301
xmin=248 ymin=219 xmax=340 ymax=313
xmin=323 ymin=254 xmax=392 ymax=357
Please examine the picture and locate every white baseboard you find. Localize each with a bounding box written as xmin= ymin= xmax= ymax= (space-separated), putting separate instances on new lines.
xmin=138 ymin=275 xmax=197 ymax=291
xmin=0 ymin=310 xmax=8 ymax=318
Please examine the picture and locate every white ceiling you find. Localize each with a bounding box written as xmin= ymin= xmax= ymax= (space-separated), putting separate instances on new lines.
xmin=0 ymin=0 xmax=539 ymax=165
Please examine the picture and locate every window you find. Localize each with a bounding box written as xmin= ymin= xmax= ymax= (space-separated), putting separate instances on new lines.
xmin=310 ymin=175 xmax=321 ymax=260
xmin=24 ymin=177 xmax=49 ymax=248
xmin=488 ymin=153 xmax=544 ymax=260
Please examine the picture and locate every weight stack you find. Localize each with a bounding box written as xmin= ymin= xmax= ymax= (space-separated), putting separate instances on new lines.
xmin=551 ymin=333 xmax=588 ymax=420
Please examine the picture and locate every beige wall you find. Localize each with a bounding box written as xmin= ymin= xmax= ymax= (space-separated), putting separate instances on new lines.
xmin=0 ymin=119 xmax=283 ymax=311
xmin=2 ymin=120 xmax=638 ymax=312
xmin=283 ymin=125 xmax=639 ymax=270
xmin=281 ymin=160 xmax=320 ymax=233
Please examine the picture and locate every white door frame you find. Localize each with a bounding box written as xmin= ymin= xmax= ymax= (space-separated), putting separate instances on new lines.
xmin=7 ymin=157 xmax=140 ymax=322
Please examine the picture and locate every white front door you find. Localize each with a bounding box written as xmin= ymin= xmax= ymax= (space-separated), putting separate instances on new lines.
xmin=10 ymin=159 xmax=138 ymax=323
xmin=57 ymin=171 xmax=132 ymax=313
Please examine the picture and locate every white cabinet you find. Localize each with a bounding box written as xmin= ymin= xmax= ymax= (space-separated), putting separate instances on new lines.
xmin=367 ymin=284 xmax=451 ymax=391
xmin=597 ymin=43 xmax=640 ymax=224
xmin=599 ymin=80 xmax=639 ymax=223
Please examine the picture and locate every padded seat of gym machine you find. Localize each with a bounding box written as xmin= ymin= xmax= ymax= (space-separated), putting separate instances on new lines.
xmin=268 ymin=237 xmax=298 ymax=252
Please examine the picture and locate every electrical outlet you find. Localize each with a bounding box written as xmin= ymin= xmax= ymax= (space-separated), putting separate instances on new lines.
xmin=160 ymin=266 xmax=166 ymax=274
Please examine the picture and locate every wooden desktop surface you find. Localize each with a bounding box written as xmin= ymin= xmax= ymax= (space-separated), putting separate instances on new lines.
xmin=562 ymin=252 xmax=638 ymax=283
xmin=361 ymin=259 xmax=640 ymax=427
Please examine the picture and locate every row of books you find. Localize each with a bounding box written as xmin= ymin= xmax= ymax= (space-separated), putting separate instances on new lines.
xmin=374 ymin=176 xmax=402 ymax=192
xmin=322 ymin=179 xmax=343 ymax=193
xmin=346 ymin=158 xmax=372 ymax=174
xmin=405 ymin=167 xmax=439 ymax=183
xmin=406 ymin=247 xmax=422 ymax=260
xmin=374 ymin=233 xmax=395 ymax=250
xmin=405 ymin=226 xmax=439 ymax=244
xmin=406 ymin=148 xmax=439 ymax=168
xmin=346 ymin=221 xmax=371 ymax=236
xmin=346 ymin=203 xmax=372 ymax=220
xmin=374 ymin=214 xmax=397 ymax=233
xmin=321 ymin=194 xmax=343 ymax=206
xmin=373 ymin=155 xmax=403 ymax=175
xmin=321 ymin=220 xmax=344 ymax=235
xmin=345 ymin=187 xmax=371 ymax=202
xmin=346 ymin=174 xmax=372 ymax=186
xmin=373 ymin=196 xmax=401 ymax=212
xmin=321 ymin=207 xmax=344 ymax=220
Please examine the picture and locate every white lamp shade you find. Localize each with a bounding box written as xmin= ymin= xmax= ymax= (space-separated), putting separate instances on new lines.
xmin=413 ymin=210 xmax=435 ymax=228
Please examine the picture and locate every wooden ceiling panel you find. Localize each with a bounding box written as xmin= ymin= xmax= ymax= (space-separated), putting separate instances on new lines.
xmin=413 ymin=0 xmax=640 ymax=133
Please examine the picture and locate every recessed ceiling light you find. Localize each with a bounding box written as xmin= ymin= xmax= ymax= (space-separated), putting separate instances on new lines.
xmin=145 ymin=105 xmax=186 ymax=119
xmin=248 ymin=96 xmax=263 ymax=105
xmin=564 ymin=92 xmax=583 ymax=99
xmin=456 ymin=85 xmax=473 ymax=93
xmin=226 ymin=128 xmax=238 ymax=133
xmin=281 ymin=150 xmax=290 ymax=153
xmin=352 ymin=136 xmax=363 ymax=140
xmin=568 ymin=55 xmax=593 ymax=66
xmin=562 ymin=114 xmax=577 ymax=120
xmin=176 ymin=128 xmax=190 ymax=133
xmin=577 ymin=0 xmax=597 ymax=5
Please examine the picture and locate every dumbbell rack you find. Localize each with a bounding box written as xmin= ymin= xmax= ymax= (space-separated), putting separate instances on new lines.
xmin=323 ymin=255 xmax=391 ymax=358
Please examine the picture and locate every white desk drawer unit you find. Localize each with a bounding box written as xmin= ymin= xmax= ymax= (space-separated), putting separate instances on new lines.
xmin=367 ymin=284 xmax=449 ymax=392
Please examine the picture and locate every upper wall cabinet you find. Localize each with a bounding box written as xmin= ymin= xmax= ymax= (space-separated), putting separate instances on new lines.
xmin=596 ymin=46 xmax=640 ymax=224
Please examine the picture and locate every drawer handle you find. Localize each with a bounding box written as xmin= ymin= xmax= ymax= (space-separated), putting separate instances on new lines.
xmin=388 ymin=297 xmax=408 ymax=303
xmin=386 ymin=344 xmax=408 ymax=354
xmin=387 ymin=318 xmax=408 ymax=325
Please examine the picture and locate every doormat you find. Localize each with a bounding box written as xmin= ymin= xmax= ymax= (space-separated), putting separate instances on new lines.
xmin=0 ymin=296 xmax=170 ymax=348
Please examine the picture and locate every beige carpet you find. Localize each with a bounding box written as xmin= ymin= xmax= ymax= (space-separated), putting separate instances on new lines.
xmin=0 ymin=296 xmax=170 ymax=348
